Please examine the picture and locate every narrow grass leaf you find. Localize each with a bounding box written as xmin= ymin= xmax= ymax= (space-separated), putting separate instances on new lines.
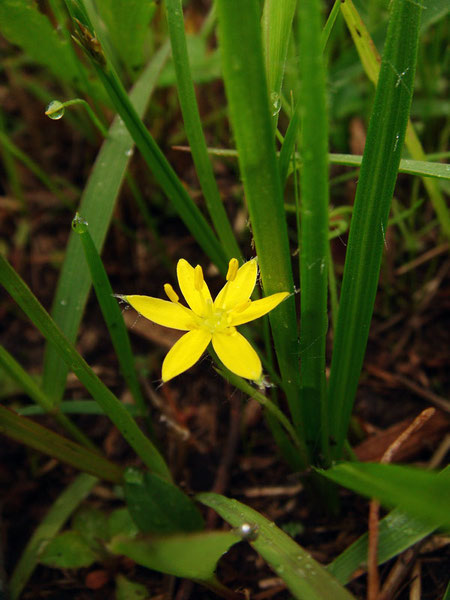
xmin=215 ymin=0 xmax=303 ymax=442
xmin=165 ymin=0 xmax=241 ymax=261
xmin=0 ymin=255 xmax=171 ymax=480
xmin=320 ymin=463 xmax=450 ymax=529
xmin=198 ymin=493 xmax=356 ymax=600
xmin=328 ymin=154 xmax=450 ymax=180
xmin=327 ymin=0 xmax=423 ymax=456
xmin=72 ymin=216 xmax=147 ymax=420
xmin=193 ymin=146 xmax=450 ymax=180
xmin=297 ymin=0 xmax=330 ymax=462
xmin=42 ymin=42 xmax=170 ymax=404
xmin=0 ymin=404 xmax=123 ymax=483
xmin=9 ymin=473 xmax=98 ymax=600
xmin=18 ymin=400 xmax=142 ymax=417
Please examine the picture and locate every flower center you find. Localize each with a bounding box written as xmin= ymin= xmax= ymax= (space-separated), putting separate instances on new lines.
xmin=200 ymin=307 xmax=231 ymax=333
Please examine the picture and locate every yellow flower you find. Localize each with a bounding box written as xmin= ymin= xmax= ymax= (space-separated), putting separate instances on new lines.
xmin=124 ymin=258 xmax=289 ymax=382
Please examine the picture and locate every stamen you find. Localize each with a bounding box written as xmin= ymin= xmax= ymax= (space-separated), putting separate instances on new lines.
xmin=234 ymin=299 xmax=251 ymax=313
xmin=164 ymin=283 xmax=179 ymax=303
xmin=226 ymin=258 xmax=239 ymax=282
xmin=194 ymin=265 xmax=204 ymax=291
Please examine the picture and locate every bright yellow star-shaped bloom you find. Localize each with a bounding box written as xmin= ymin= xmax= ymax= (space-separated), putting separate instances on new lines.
xmin=124 ymin=258 xmax=289 ymax=382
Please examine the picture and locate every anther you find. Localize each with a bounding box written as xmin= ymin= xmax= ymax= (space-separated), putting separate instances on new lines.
xmin=194 ymin=265 xmax=204 ymax=291
xmin=226 ymin=258 xmax=239 ymax=282
xmin=164 ymin=283 xmax=179 ymax=303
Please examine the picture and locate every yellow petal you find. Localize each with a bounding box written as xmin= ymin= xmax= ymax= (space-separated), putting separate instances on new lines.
xmin=229 ymin=292 xmax=289 ymax=326
xmin=125 ymin=295 xmax=196 ymax=331
xmin=177 ymin=259 xmax=212 ymax=316
xmin=214 ymin=258 xmax=257 ymax=310
xmin=162 ymin=329 xmax=211 ymax=381
xmin=212 ymin=330 xmax=262 ymax=380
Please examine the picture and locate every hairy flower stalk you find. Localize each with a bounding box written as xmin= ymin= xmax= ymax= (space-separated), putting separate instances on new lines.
xmin=123 ymin=258 xmax=289 ymax=382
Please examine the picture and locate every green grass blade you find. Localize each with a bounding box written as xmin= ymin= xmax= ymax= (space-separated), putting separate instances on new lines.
xmin=0 ymin=255 xmax=171 ymax=480
xmin=191 ymin=146 xmax=450 ymax=180
xmin=297 ymin=0 xmax=330 ymax=462
xmin=261 ymin=0 xmax=296 ymax=128
xmin=197 ymin=493 xmax=356 ymax=600
xmin=164 ymin=0 xmax=241 ymax=261
xmin=328 ymin=154 xmax=450 ymax=180
xmin=71 ymin=215 xmax=148 ymax=422
xmin=19 ymin=400 xmax=143 ymax=417
xmin=0 ymin=345 xmax=95 ymax=450
xmin=327 ymin=0 xmax=423 ymax=457
xmin=215 ymin=0 xmax=303 ymax=447
xmin=42 ymin=42 xmax=170 ymax=404
xmin=0 ymin=404 xmax=123 ymax=483
xmin=9 ymin=473 xmax=98 ymax=600
xmin=340 ymin=0 xmax=450 ymax=238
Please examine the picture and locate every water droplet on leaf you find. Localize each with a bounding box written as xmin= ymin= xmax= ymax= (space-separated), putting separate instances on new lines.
xmin=45 ymin=100 xmax=65 ymax=120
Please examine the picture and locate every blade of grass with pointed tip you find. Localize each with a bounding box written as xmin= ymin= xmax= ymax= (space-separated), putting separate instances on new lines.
xmin=297 ymin=0 xmax=330 ymax=462
xmin=164 ymin=0 xmax=241 ymax=262
xmin=0 ymin=255 xmax=171 ymax=480
xmin=197 ymin=493 xmax=356 ymax=600
xmin=42 ymin=41 xmax=170 ymax=404
xmin=71 ymin=216 xmax=148 ymax=425
xmin=340 ymin=0 xmax=450 ymax=237
xmin=9 ymin=473 xmax=98 ymax=600
xmin=0 ymin=345 xmax=95 ymax=450
xmin=215 ymin=0 xmax=303 ymax=449
xmin=327 ymin=0 xmax=423 ymax=457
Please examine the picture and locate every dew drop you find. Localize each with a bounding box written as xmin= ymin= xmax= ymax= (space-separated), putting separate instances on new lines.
xmin=237 ymin=522 xmax=259 ymax=541
xmin=271 ymin=91 xmax=281 ymax=117
xmin=45 ymin=100 xmax=65 ymax=120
